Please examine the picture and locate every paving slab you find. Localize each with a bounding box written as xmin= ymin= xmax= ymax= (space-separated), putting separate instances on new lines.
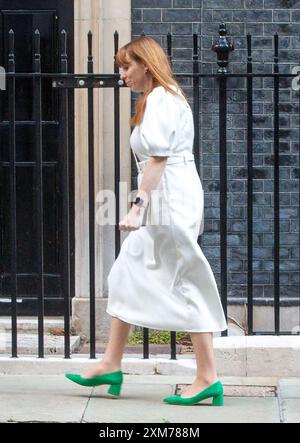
xmin=0 ymin=374 xmax=283 ymax=423
xmin=0 ymin=375 xmax=91 ymax=423
xmin=278 ymin=379 xmax=300 ymax=423
xmin=280 ymin=399 xmax=300 ymax=423
xmin=84 ymin=384 xmax=280 ymax=424
xmin=279 ymin=379 xmax=300 ymax=398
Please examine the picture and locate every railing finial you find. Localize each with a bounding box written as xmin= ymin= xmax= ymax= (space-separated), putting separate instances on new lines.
xmin=212 ymin=23 xmax=234 ymax=74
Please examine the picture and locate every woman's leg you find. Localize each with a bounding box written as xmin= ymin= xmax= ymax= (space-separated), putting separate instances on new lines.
xmin=180 ymin=332 xmax=219 ymax=398
xmin=82 ymin=317 xmax=132 ymax=378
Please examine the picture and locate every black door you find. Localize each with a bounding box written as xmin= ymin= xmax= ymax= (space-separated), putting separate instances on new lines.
xmin=0 ymin=0 xmax=75 ymax=315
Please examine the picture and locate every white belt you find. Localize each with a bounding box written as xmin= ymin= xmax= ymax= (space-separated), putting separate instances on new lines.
xmin=136 ymin=153 xmax=195 ymax=173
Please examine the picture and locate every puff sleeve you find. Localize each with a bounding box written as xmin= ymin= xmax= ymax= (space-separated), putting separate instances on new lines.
xmin=139 ymin=87 xmax=177 ymax=157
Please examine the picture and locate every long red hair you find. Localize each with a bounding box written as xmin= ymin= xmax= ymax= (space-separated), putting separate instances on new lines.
xmin=116 ymin=36 xmax=187 ymax=127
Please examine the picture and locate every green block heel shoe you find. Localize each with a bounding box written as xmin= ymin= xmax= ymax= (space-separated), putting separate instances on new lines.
xmin=65 ymin=370 xmax=123 ymax=397
xmin=163 ymin=380 xmax=224 ymax=406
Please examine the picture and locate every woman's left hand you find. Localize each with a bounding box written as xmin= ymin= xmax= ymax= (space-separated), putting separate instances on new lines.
xmin=119 ymin=205 xmax=145 ymax=231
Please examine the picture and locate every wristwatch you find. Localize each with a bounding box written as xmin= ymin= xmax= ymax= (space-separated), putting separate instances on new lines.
xmin=132 ymin=196 xmax=147 ymax=208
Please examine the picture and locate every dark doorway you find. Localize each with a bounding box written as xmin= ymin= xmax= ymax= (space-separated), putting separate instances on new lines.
xmin=0 ymin=0 xmax=75 ymax=315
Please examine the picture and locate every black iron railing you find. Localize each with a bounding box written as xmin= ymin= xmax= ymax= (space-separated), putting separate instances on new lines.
xmin=1 ymin=23 xmax=299 ymax=360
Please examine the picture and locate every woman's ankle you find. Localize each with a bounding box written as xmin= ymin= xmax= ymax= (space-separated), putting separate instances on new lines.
xmin=195 ymin=374 xmax=219 ymax=385
xmin=101 ymin=359 xmax=122 ymax=371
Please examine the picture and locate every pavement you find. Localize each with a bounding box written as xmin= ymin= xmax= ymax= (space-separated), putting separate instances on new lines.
xmin=0 ymin=373 xmax=299 ymax=423
xmin=1 ymin=335 xmax=299 ymax=423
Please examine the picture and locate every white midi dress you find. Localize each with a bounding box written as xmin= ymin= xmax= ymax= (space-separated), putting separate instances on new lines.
xmin=106 ymin=85 xmax=228 ymax=332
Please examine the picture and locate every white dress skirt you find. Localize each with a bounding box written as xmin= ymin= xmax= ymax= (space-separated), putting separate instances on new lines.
xmin=106 ymin=85 xmax=228 ymax=332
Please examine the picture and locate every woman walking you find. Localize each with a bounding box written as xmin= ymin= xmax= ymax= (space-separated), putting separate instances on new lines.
xmin=65 ymin=36 xmax=227 ymax=406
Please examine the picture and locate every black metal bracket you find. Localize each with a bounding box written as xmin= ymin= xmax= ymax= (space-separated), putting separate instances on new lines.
xmin=52 ymin=77 xmax=125 ymax=89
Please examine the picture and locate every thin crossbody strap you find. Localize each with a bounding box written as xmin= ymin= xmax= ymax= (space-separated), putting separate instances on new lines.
xmin=131 ymin=149 xmax=148 ymax=226
xmin=132 ymin=149 xmax=143 ymax=174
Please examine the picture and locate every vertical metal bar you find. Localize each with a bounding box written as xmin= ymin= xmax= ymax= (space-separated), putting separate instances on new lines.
xmin=299 ymin=56 xmax=300 ymax=336
xmin=247 ymin=34 xmax=254 ymax=335
xmin=219 ymin=75 xmax=228 ymax=336
xmin=33 ymin=30 xmax=44 ymax=358
xmin=8 ymin=29 xmax=18 ymax=358
xmin=60 ymin=30 xmax=71 ymax=358
xmin=87 ymin=31 xmax=96 ymax=359
xmin=0 ymin=75 xmax=3 ymax=313
xmin=273 ymin=33 xmax=280 ymax=335
xmin=194 ymin=30 xmax=205 ymax=284
xmin=170 ymin=330 xmax=177 ymax=360
xmin=114 ymin=31 xmax=121 ymax=259
xmin=167 ymin=31 xmax=177 ymax=360
xmin=143 ymin=328 xmax=149 ymax=360
xmin=167 ymin=31 xmax=172 ymax=67
xmin=193 ymin=33 xmax=200 ymax=177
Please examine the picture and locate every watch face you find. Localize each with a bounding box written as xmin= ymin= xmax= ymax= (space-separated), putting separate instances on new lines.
xmin=135 ymin=197 xmax=144 ymax=206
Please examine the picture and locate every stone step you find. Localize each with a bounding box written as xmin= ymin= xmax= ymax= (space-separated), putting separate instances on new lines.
xmin=0 ymin=317 xmax=65 ymax=335
xmin=0 ymin=333 xmax=81 ymax=355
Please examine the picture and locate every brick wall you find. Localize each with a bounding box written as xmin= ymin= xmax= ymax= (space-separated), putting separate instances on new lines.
xmin=131 ymin=0 xmax=300 ymax=305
